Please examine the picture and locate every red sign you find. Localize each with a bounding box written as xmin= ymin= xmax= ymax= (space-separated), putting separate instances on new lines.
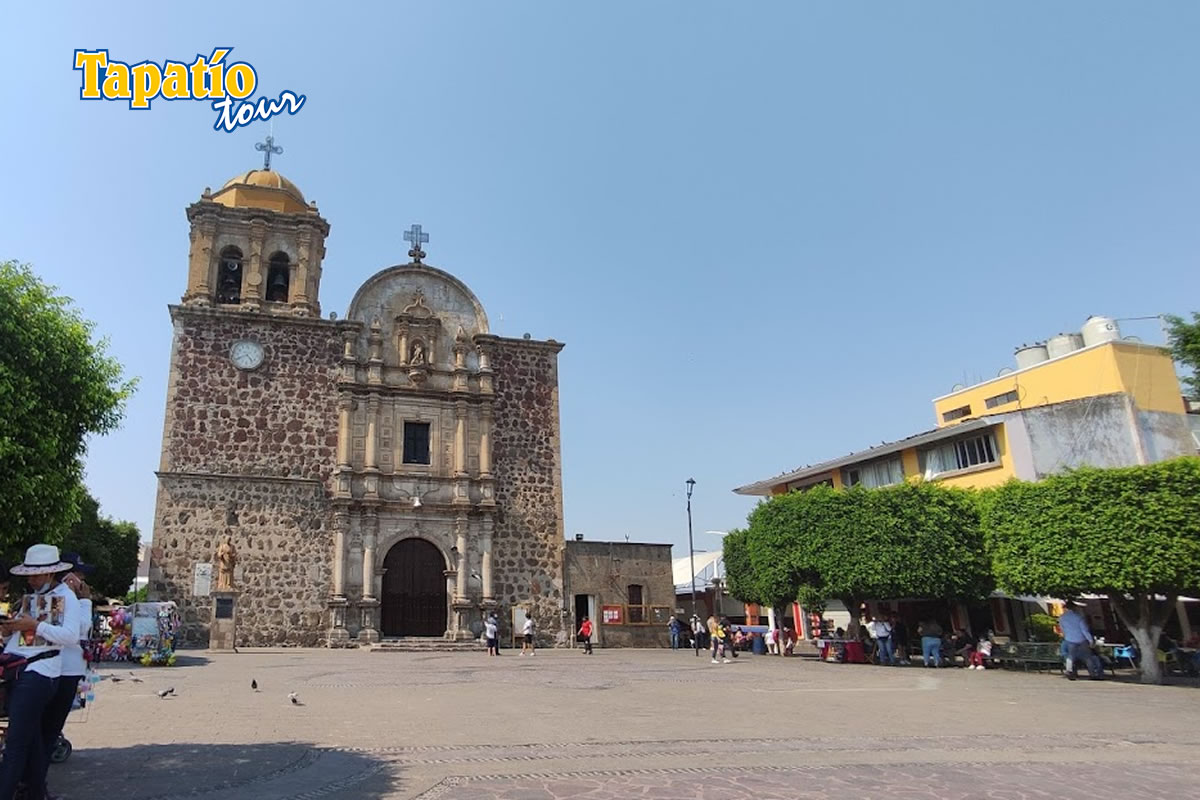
xmin=601 ymin=605 xmax=623 ymax=625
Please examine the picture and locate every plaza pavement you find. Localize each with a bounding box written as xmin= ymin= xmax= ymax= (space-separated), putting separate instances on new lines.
xmin=48 ymin=646 xmax=1200 ymax=799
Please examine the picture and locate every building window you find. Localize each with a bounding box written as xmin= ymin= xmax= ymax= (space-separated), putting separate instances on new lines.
xmin=842 ymin=457 xmax=904 ymax=489
xmin=984 ymin=390 xmax=1019 ymax=409
xmin=942 ymin=405 xmax=971 ymax=422
xmin=920 ymin=432 xmax=999 ymax=478
xmin=628 ymin=584 xmax=645 ymax=623
xmin=265 ymin=252 xmax=290 ymax=303
xmin=402 ymin=421 xmax=431 ymax=465
xmin=216 ymin=246 xmax=243 ymax=304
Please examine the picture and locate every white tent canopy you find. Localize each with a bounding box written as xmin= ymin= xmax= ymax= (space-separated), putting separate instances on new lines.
xmin=673 ymin=551 xmax=724 ymax=595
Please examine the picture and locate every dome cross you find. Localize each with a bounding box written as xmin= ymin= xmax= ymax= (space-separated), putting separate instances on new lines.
xmin=254 ymin=134 xmax=283 ymax=171
xmin=404 ymin=224 xmax=429 ymax=263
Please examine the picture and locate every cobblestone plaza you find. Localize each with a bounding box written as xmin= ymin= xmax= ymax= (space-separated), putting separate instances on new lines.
xmin=50 ymin=649 xmax=1199 ymax=799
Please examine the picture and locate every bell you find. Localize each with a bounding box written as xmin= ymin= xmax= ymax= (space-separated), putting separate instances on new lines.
xmin=267 ymin=271 xmax=289 ymax=301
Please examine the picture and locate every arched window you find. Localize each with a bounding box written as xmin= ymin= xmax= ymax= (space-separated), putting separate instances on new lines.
xmin=216 ymin=246 xmax=243 ymax=304
xmin=265 ymin=252 xmax=290 ymax=303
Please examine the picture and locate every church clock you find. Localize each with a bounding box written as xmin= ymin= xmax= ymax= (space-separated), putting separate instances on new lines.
xmin=229 ymin=339 xmax=265 ymax=370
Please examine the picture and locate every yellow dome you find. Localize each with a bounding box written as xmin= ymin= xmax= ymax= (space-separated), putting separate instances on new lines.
xmin=208 ymin=169 xmax=309 ymax=214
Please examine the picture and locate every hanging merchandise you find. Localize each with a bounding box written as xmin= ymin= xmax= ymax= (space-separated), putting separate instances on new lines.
xmin=93 ymin=606 xmax=133 ymax=662
xmin=130 ymin=602 xmax=180 ymax=666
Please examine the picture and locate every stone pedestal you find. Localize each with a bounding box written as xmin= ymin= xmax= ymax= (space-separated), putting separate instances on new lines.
xmin=449 ymin=600 xmax=474 ymax=641
xmin=358 ymin=598 xmax=381 ymax=643
xmin=209 ymin=590 xmax=239 ymax=652
xmin=327 ymin=596 xmax=351 ymax=646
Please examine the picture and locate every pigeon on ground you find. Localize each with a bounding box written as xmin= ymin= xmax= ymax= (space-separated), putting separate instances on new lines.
xmin=128 ymin=671 xmax=144 ymax=683
xmin=157 ymin=688 xmax=173 ymax=698
xmin=109 ymin=676 xmax=124 ymax=683
xmin=288 ymin=692 xmax=302 ymax=706
xmin=251 ymin=679 xmax=258 ymax=691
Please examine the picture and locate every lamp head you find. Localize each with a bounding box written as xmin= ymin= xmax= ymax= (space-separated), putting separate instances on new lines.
xmin=686 ymin=477 xmax=696 ymax=498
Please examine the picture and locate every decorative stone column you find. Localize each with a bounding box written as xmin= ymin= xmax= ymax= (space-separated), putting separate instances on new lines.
xmin=336 ymin=396 xmax=354 ymax=470
xmin=292 ymin=229 xmax=311 ymax=313
xmin=479 ymin=405 xmax=493 ymax=478
xmin=364 ymin=395 xmax=380 ymax=498
xmin=184 ymin=216 xmax=216 ymax=305
xmin=242 ymin=219 xmax=265 ymax=310
xmin=358 ymin=506 xmax=380 ymax=643
xmin=328 ymin=508 xmax=350 ymax=645
xmin=449 ymin=516 xmax=473 ymax=641
xmin=480 ymin=515 xmax=495 ymax=605
xmin=367 ymin=319 xmax=383 ymax=385
xmin=453 ymin=401 xmax=467 ymax=477
xmin=340 ymin=329 xmax=357 ymax=383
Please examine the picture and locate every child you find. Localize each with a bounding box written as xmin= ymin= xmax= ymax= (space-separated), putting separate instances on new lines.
xmin=969 ymin=635 xmax=993 ymax=669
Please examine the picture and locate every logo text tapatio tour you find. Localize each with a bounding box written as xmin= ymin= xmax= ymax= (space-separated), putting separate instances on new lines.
xmin=73 ymin=48 xmax=305 ymax=133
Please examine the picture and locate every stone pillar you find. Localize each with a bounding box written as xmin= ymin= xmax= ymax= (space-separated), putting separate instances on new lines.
xmin=367 ymin=319 xmax=384 ymax=385
xmin=337 ymin=396 xmax=354 ymax=469
xmin=209 ymin=590 xmax=240 ymax=651
xmin=328 ymin=509 xmax=350 ymax=645
xmin=242 ymin=220 xmax=265 ymax=310
xmin=479 ymin=405 xmax=493 ymax=478
xmin=454 ymin=519 xmax=468 ymax=602
xmin=481 ymin=516 xmax=495 ymax=604
xmin=292 ymin=229 xmax=311 ymax=311
xmin=358 ymin=506 xmax=380 ymax=643
xmin=454 ymin=401 xmax=467 ymax=477
xmin=184 ymin=217 xmax=216 ymax=305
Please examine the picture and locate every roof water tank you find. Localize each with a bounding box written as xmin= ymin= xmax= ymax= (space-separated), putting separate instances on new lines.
xmin=1046 ymin=332 xmax=1085 ymax=359
xmin=1014 ymin=343 xmax=1050 ymax=370
xmin=1081 ymin=316 xmax=1121 ymax=347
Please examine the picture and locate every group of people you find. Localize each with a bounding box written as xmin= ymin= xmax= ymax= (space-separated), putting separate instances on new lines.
xmin=0 ymin=544 xmax=96 ymax=800
xmin=482 ymin=611 xmax=539 ymax=657
xmin=853 ymin=613 xmax=994 ymax=669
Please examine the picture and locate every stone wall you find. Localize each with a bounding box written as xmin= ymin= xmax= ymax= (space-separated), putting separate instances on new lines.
xmin=488 ymin=337 xmax=567 ymax=646
xmin=564 ymin=541 xmax=674 ymax=648
xmin=151 ymin=475 xmax=332 ymax=646
xmin=150 ymin=306 xmax=343 ymax=646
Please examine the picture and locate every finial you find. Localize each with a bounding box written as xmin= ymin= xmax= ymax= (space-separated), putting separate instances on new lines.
xmin=255 ymin=134 xmax=283 ymax=171
xmin=403 ymin=224 xmax=429 ymax=264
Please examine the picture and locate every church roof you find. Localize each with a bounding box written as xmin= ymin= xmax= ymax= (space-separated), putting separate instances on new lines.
xmin=208 ymin=168 xmax=309 ymax=214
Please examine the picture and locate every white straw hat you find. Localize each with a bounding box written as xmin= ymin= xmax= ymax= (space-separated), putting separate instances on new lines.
xmin=10 ymin=544 xmax=73 ymax=576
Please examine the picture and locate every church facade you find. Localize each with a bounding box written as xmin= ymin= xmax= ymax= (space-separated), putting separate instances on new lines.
xmin=148 ymin=166 xmax=567 ymax=647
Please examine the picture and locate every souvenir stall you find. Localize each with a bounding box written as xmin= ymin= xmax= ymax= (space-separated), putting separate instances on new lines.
xmin=130 ymin=601 xmax=180 ymax=666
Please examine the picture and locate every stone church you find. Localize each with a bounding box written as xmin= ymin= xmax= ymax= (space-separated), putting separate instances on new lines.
xmin=148 ymin=164 xmax=567 ymax=647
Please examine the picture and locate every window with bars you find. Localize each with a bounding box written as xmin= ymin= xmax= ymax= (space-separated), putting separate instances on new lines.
xmin=402 ymin=421 xmax=431 ymax=465
xmin=942 ymin=405 xmax=972 ymax=422
xmin=985 ymin=390 xmax=1019 ymax=409
xmin=627 ymin=584 xmax=645 ymax=623
xmin=919 ymin=432 xmax=999 ymax=478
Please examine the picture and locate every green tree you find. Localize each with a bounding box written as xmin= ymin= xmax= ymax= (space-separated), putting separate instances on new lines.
xmin=981 ymin=459 xmax=1200 ymax=684
xmin=59 ymin=491 xmax=141 ymax=600
xmin=0 ymin=261 xmax=134 ymax=551
xmin=725 ymin=482 xmax=991 ymax=640
xmin=1164 ymin=312 xmax=1200 ymax=396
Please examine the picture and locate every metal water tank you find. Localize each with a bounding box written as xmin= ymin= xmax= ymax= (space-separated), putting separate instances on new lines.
xmin=1081 ymin=316 xmax=1121 ymax=347
xmin=1014 ymin=343 xmax=1050 ymax=370
xmin=1046 ymin=332 xmax=1085 ymax=359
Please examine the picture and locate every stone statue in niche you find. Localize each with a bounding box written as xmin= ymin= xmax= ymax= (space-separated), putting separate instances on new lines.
xmin=216 ymin=535 xmax=237 ymax=591
xmin=410 ymin=341 xmax=426 ymax=365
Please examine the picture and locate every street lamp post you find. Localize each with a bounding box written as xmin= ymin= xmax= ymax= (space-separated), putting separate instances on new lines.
xmin=686 ymin=478 xmax=697 ymax=622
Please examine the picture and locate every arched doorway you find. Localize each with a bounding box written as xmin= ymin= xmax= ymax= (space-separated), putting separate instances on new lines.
xmin=381 ymin=538 xmax=447 ymax=637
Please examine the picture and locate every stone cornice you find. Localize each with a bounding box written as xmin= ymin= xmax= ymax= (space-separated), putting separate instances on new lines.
xmin=186 ymin=199 xmax=330 ymax=236
xmin=169 ymin=304 xmax=361 ymax=331
xmin=489 ymin=334 xmax=566 ymax=353
xmin=155 ymin=470 xmax=325 ymax=486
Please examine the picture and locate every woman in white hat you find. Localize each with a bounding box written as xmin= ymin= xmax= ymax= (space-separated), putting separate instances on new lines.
xmin=0 ymin=544 xmax=82 ymax=800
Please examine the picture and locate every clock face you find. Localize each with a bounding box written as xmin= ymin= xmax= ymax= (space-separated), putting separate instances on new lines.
xmin=229 ymin=339 xmax=265 ymax=371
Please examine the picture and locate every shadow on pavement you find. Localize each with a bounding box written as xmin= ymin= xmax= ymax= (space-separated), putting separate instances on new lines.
xmin=48 ymin=741 xmax=398 ymax=800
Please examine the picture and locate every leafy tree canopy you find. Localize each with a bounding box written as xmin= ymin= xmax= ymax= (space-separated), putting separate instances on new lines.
xmin=0 ymin=261 xmax=135 ymax=552
xmin=1164 ymin=312 xmax=1200 ymax=397
xmin=58 ymin=491 xmax=141 ymax=600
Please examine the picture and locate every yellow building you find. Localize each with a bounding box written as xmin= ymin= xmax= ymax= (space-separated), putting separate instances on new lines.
xmin=735 ymin=317 xmax=1193 ymax=498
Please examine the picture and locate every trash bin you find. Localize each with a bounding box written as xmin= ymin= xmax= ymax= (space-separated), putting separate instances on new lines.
xmin=752 ymin=634 xmax=767 ymax=655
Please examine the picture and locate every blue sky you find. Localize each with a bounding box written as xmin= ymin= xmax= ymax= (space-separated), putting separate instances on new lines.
xmin=2 ymin=3 xmax=1197 ymax=556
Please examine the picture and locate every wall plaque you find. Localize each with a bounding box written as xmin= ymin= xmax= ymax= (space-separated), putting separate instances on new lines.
xmin=214 ymin=597 xmax=234 ymax=620
xmin=193 ymin=563 xmax=213 ymax=597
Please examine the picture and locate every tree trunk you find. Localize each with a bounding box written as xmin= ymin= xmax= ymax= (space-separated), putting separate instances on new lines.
xmin=773 ymin=604 xmax=786 ymax=656
xmin=842 ymin=597 xmax=863 ymax=641
xmin=1110 ymin=593 xmax=1175 ymax=685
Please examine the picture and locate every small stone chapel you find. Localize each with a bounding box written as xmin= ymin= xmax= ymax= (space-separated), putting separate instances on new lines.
xmin=148 ymin=154 xmax=567 ymax=647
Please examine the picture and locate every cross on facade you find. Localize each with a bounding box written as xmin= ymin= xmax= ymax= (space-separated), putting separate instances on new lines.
xmin=255 ymin=134 xmax=284 ymax=171
xmin=403 ymin=224 xmax=429 ymax=263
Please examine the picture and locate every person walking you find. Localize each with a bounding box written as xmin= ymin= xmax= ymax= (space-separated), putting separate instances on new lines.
xmin=0 ymin=545 xmax=83 ymax=800
xmin=578 ymin=616 xmax=594 ymax=655
xmin=918 ymin=617 xmax=943 ymax=667
xmin=1059 ymin=601 xmax=1099 ymax=680
xmin=520 ymin=613 xmax=536 ymax=656
xmin=869 ymin=615 xmax=895 ymax=666
xmin=691 ymin=615 xmax=705 ymax=657
xmin=668 ymin=616 xmax=681 ymax=650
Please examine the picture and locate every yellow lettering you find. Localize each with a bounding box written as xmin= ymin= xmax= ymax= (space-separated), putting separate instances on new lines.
xmin=205 ymin=49 xmax=230 ymax=99
xmin=224 ymin=63 xmax=256 ymax=99
xmin=189 ymin=55 xmax=209 ymax=99
xmin=102 ymin=62 xmax=130 ymax=99
xmin=161 ymin=62 xmax=188 ymax=99
xmin=74 ymin=50 xmax=107 ymax=99
xmin=130 ymin=62 xmax=162 ymax=109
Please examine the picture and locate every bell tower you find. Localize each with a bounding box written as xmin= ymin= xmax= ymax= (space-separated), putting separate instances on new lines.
xmin=181 ymin=137 xmax=330 ymax=316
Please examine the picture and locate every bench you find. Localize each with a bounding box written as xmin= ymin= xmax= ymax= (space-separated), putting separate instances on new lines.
xmin=992 ymin=641 xmax=1063 ymax=672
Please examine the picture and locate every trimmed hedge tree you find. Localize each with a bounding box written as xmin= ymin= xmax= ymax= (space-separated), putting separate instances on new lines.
xmin=725 ymin=482 xmax=992 ymax=639
xmin=982 ymin=459 xmax=1200 ymax=684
